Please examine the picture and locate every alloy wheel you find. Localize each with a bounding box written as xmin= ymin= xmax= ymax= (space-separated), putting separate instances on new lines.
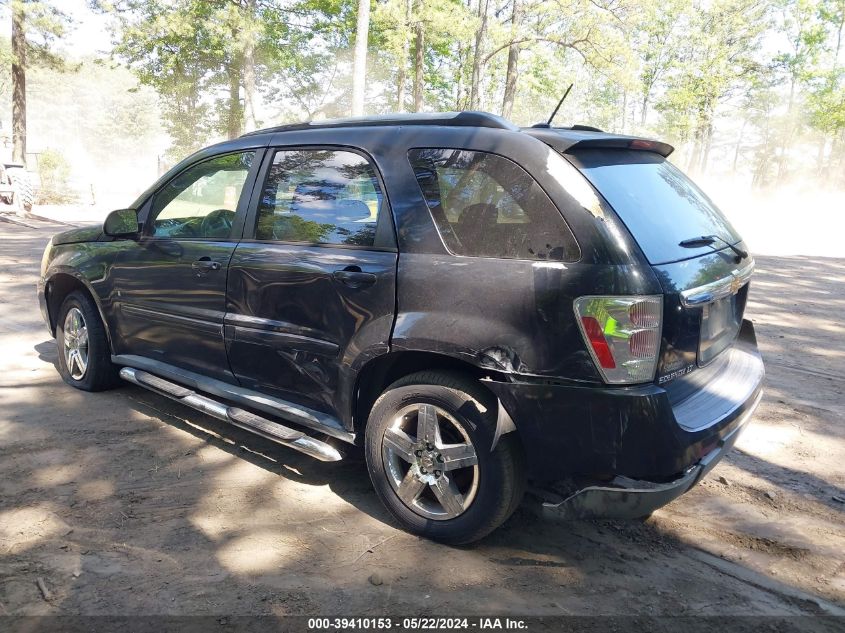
xmin=382 ymin=403 xmax=479 ymax=520
xmin=63 ymin=307 xmax=89 ymax=380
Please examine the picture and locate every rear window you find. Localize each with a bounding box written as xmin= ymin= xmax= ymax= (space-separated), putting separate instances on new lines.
xmin=409 ymin=148 xmax=579 ymax=261
xmin=567 ymin=150 xmax=741 ymax=265
xmin=255 ymin=149 xmax=383 ymax=247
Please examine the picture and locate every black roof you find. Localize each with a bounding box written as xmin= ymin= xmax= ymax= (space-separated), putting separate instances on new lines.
xmin=241 ymin=110 xmax=674 ymax=157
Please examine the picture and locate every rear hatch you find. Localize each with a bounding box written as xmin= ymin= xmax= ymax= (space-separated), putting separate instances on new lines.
xmin=563 ymin=147 xmax=752 ymax=387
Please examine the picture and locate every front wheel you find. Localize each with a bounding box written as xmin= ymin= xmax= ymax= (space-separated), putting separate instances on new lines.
xmin=365 ymin=371 xmax=525 ymax=544
xmin=56 ymin=291 xmax=119 ymax=391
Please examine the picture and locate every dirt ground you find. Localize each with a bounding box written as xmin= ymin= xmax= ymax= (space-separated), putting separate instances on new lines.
xmin=0 ymin=213 xmax=843 ymax=619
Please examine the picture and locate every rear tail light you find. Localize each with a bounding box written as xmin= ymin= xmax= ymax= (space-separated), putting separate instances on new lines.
xmin=574 ymin=295 xmax=663 ymax=384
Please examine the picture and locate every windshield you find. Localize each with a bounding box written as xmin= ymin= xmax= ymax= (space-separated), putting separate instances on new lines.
xmin=567 ymin=149 xmax=741 ymax=265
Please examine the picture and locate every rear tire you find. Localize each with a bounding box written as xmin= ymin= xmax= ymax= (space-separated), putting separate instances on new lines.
xmin=7 ymin=167 xmax=34 ymax=212
xmin=56 ymin=291 xmax=119 ymax=391
xmin=365 ymin=371 xmax=525 ymax=544
xmin=0 ymin=165 xmax=12 ymax=205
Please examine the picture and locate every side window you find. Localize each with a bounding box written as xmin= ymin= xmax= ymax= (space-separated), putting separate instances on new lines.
xmin=255 ymin=149 xmax=383 ymax=247
xmin=408 ymin=148 xmax=579 ymax=261
xmin=149 ymin=151 xmax=255 ymax=239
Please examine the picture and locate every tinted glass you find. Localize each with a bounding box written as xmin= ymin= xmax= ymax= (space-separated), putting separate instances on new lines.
xmin=255 ymin=150 xmax=383 ymax=247
xmin=150 ymin=152 xmax=254 ymax=239
xmin=408 ymin=149 xmax=578 ymax=261
xmin=568 ymin=150 xmax=741 ymax=265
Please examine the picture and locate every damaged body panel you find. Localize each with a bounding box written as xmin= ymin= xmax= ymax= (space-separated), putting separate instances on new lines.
xmin=487 ymin=320 xmax=763 ymax=482
xmin=391 ymin=257 xmax=661 ymax=381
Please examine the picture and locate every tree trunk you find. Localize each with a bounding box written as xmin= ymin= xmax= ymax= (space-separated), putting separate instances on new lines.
xmin=413 ymin=17 xmax=424 ymax=112
xmin=12 ymin=2 xmax=26 ymax=165
xmin=776 ymin=78 xmax=797 ymax=181
xmin=641 ymin=93 xmax=649 ymax=126
xmin=500 ymin=0 xmax=520 ymax=119
xmin=396 ymin=63 xmax=407 ymax=112
xmin=752 ymin=154 xmax=768 ymax=188
xmin=351 ymin=0 xmax=370 ymax=116
xmin=242 ymin=0 xmax=258 ymax=132
xmin=227 ymin=61 xmax=243 ymax=139
xmin=733 ymin=120 xmax=747 ymax=172
xmin=816 ymin=136 xmax=827 ymax=174
xmin=455 ymin=45 xmax=466 ymax=109
xmin=396 ymin=0 xmax=412 ymax=110
xmin=699 ymin=120 xmax=713 ymax=174
xmin=687 ymin=124 xmax=702 ymax=173
xmin=469 ymin=0 xmax=489 ymax=110
xmin=836 ymin=131 xmax=845 ymax=185
xmin=621 ymin=90 xmax=627 ymax=134
xmin=242 ymin=49 xmax=256 ymax=130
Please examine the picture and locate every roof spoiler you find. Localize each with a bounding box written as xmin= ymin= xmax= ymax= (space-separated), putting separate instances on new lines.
xmin=525 ymin=127 xmax=674 ymax=158
xmin=567 ymin=136 xmax=674 ymax=157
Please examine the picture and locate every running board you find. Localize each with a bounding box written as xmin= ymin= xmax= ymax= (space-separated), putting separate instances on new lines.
xmin=111 ymin=354 xmax=354 ymax=443
xmin=119 ymin=367 xmax=343 ymax=462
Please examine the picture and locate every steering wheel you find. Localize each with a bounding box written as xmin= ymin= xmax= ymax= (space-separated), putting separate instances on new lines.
xmin=200 ymin=209 xmax=235 ymax=238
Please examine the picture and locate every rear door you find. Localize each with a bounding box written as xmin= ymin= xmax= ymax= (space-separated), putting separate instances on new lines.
xmin=110 ymin=150 xmax=260 ymax=382
xmin=225 ymin=147 xmax=397 ymax=423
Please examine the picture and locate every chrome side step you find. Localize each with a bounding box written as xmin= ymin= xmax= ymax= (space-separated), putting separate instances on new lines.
xmin=119 ymin=367 xmax=343 ymax=462
xmin=112 ymin=354 xmax=354 ymax=443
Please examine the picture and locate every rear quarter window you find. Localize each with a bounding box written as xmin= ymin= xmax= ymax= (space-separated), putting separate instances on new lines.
xmin=408 ymin=148 xmax=579 ymax=261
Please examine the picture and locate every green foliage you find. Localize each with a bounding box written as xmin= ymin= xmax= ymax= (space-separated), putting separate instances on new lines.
xmin=807 ymin=69 xmax=845 ymax=131
xmin=94 ymin=0 xmax=228 ymax=158
xmin=93 ymin=0 xmax=305 ymax=158
xmin=13 ymin=0 xmax=841 ymax=181
xmin=655 ymin=0 xmax=769 ymax=165
xmin=7 ymin=0 xmax=73 ymax=70
xmin=35 ymin=147 xmax=76 ymax=204
xmin=256 ymin=213 xmax=335 ymax=243
xmin=806 ymin=0 xmax=845 ymax=135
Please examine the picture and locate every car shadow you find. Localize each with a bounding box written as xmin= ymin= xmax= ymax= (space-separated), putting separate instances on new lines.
xmin=21 ymin=342 xmax=844 ymax=615
xmin=120 ymin=382 xmax=396 ymax=526
xmin=35 ymin=338 xmax=59 ymax=370
xmin=731 ymin=448 xmax=845 ymax=515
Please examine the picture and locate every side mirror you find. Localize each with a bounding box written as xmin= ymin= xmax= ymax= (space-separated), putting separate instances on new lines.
xmin=103 ymin=209 xmax=139 ymax=238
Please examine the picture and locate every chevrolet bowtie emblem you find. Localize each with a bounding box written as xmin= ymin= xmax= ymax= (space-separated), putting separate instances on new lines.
xmin=730 ymin=272 xmax=742 ymax=294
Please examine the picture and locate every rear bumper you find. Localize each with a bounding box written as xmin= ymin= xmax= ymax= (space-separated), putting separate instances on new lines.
xmin=541 ymin=388 xmax=761 ymax=519
xmin=486 ymin=319 xmax=764 ymax=483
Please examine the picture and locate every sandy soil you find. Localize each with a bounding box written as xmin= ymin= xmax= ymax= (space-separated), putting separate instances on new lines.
xmin=0 ymin=213 xmax=843 ymax=619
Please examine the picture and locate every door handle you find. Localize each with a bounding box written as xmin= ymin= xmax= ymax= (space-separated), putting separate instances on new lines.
xmin=191 ymin=256 xmax=221 ymax=272
xmin=332 ymin=265 xmax=376 ymax=289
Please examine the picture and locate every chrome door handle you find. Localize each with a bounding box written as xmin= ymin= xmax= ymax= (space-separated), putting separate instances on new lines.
xmin=192 ymin=257 xmax=221 ymax=272
xmin=332 ymin=266 xmax=376 ymax=289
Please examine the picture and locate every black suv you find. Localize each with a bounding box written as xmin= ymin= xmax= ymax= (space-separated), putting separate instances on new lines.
xmin=37 ymin=112 xmax=764 ymax=544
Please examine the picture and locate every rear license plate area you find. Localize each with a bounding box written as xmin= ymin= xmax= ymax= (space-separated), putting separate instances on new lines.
xmin=698 ymin=294 xmax=742 ymax=365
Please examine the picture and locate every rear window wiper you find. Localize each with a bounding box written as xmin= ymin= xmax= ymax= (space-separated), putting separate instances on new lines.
xmin=679 ymin=234 xmax=748 ymax=260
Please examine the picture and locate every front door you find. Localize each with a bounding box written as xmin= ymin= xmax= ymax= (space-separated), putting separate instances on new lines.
xmin=225 ymin=147 xmax=397 ymax=423
xmin=110 ymin=150 xmax=260 ymax=382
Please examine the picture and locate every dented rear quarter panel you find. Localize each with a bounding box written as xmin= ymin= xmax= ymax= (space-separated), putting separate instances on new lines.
xmin=392 ymin=256 xmax=661 ymax=381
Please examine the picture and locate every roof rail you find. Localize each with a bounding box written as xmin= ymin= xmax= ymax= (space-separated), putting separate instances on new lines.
xmin=241 ymin=111 xmax=520 ymax=137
